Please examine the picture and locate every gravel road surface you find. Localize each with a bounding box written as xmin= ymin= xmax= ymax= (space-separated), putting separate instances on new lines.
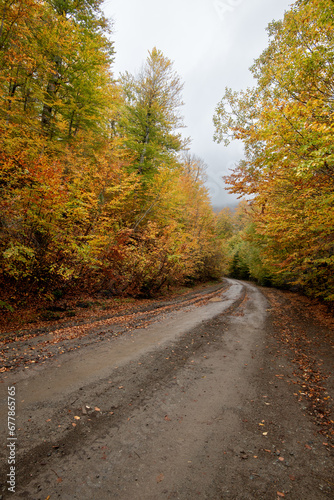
xmin=1 ymin=279 xmax=333 ymax=499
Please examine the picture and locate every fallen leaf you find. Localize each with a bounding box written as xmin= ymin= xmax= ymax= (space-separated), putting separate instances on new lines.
xmin=305 ymin=444 xmax=311 ymax=450
xmin=156 ymin=473 xmax=164 ymax=483
xmin=74 ymin=416 xmax=80 ymax=420
xmin=278 ymin=457 xmax=284 ymax=462
xmin=263 ymin=432 xmax=268 ymax=436
xmin=277 ymin=492 xmax=285 ymax=498
xmin=289 ymin=475 xmax=296 ymax=481
xmin=164 ymin=415 xmax=171 ymax=421
xmin=94 ymin=407 xmax=101 ymax=412
xmin=57 ymin=477 xmax=63 ymax=483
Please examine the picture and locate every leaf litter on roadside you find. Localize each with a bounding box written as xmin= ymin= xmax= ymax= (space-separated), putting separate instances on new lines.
xmin=263 ymin=288 xmax=334 ymax=446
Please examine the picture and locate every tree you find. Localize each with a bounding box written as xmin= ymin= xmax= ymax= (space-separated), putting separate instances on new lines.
xmin=0 ymin=0 xmax=116 ymax=145
xmin=119 ymin=47 xmax=187 ymax=177
xmin=213 ymin=0 xmax=334 ymax=301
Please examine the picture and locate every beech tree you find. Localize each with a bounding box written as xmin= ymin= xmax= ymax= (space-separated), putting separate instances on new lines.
xmin=213 ymin=0 xmax=334 ymax=301
xmin=0 ymin=0 xmax=115 ymax=144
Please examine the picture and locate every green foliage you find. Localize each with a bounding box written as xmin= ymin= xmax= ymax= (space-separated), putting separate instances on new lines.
xmin=229 ymin=252 xmax=250 ymax=281
xmin=118 ymin=48 xmax=187 ymax=177
xmin=0 ymin=300 xmax=14 ymax=313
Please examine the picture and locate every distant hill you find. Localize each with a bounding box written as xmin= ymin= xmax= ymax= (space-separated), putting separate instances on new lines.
xmin=211 ymin=201 xmax=239 ymax=214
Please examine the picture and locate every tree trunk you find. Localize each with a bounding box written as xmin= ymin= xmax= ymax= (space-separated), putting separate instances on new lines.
xmin=41 ymin=56 xmax=62 ymax=135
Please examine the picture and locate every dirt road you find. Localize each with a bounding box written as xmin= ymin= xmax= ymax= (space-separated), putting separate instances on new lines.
xmin=1 ymin=279 xmax=333 ymax=499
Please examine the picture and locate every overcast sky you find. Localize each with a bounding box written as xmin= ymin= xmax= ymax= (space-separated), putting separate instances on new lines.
xmin=103 ymin=0 xmax=293 ymax=209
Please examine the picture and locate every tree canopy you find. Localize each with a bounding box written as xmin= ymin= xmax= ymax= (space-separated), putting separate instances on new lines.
xmin=213 ymin=0 xmax=334 ymax=302
xmin=0 ymin=2 xmax=226 ymax=313
xmin=119 ymin=47 xmax=187 ymax=177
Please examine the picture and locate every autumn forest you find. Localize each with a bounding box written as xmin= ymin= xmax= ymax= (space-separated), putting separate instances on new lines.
xmin=0 ymin=0 xmax=333 ymax=317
